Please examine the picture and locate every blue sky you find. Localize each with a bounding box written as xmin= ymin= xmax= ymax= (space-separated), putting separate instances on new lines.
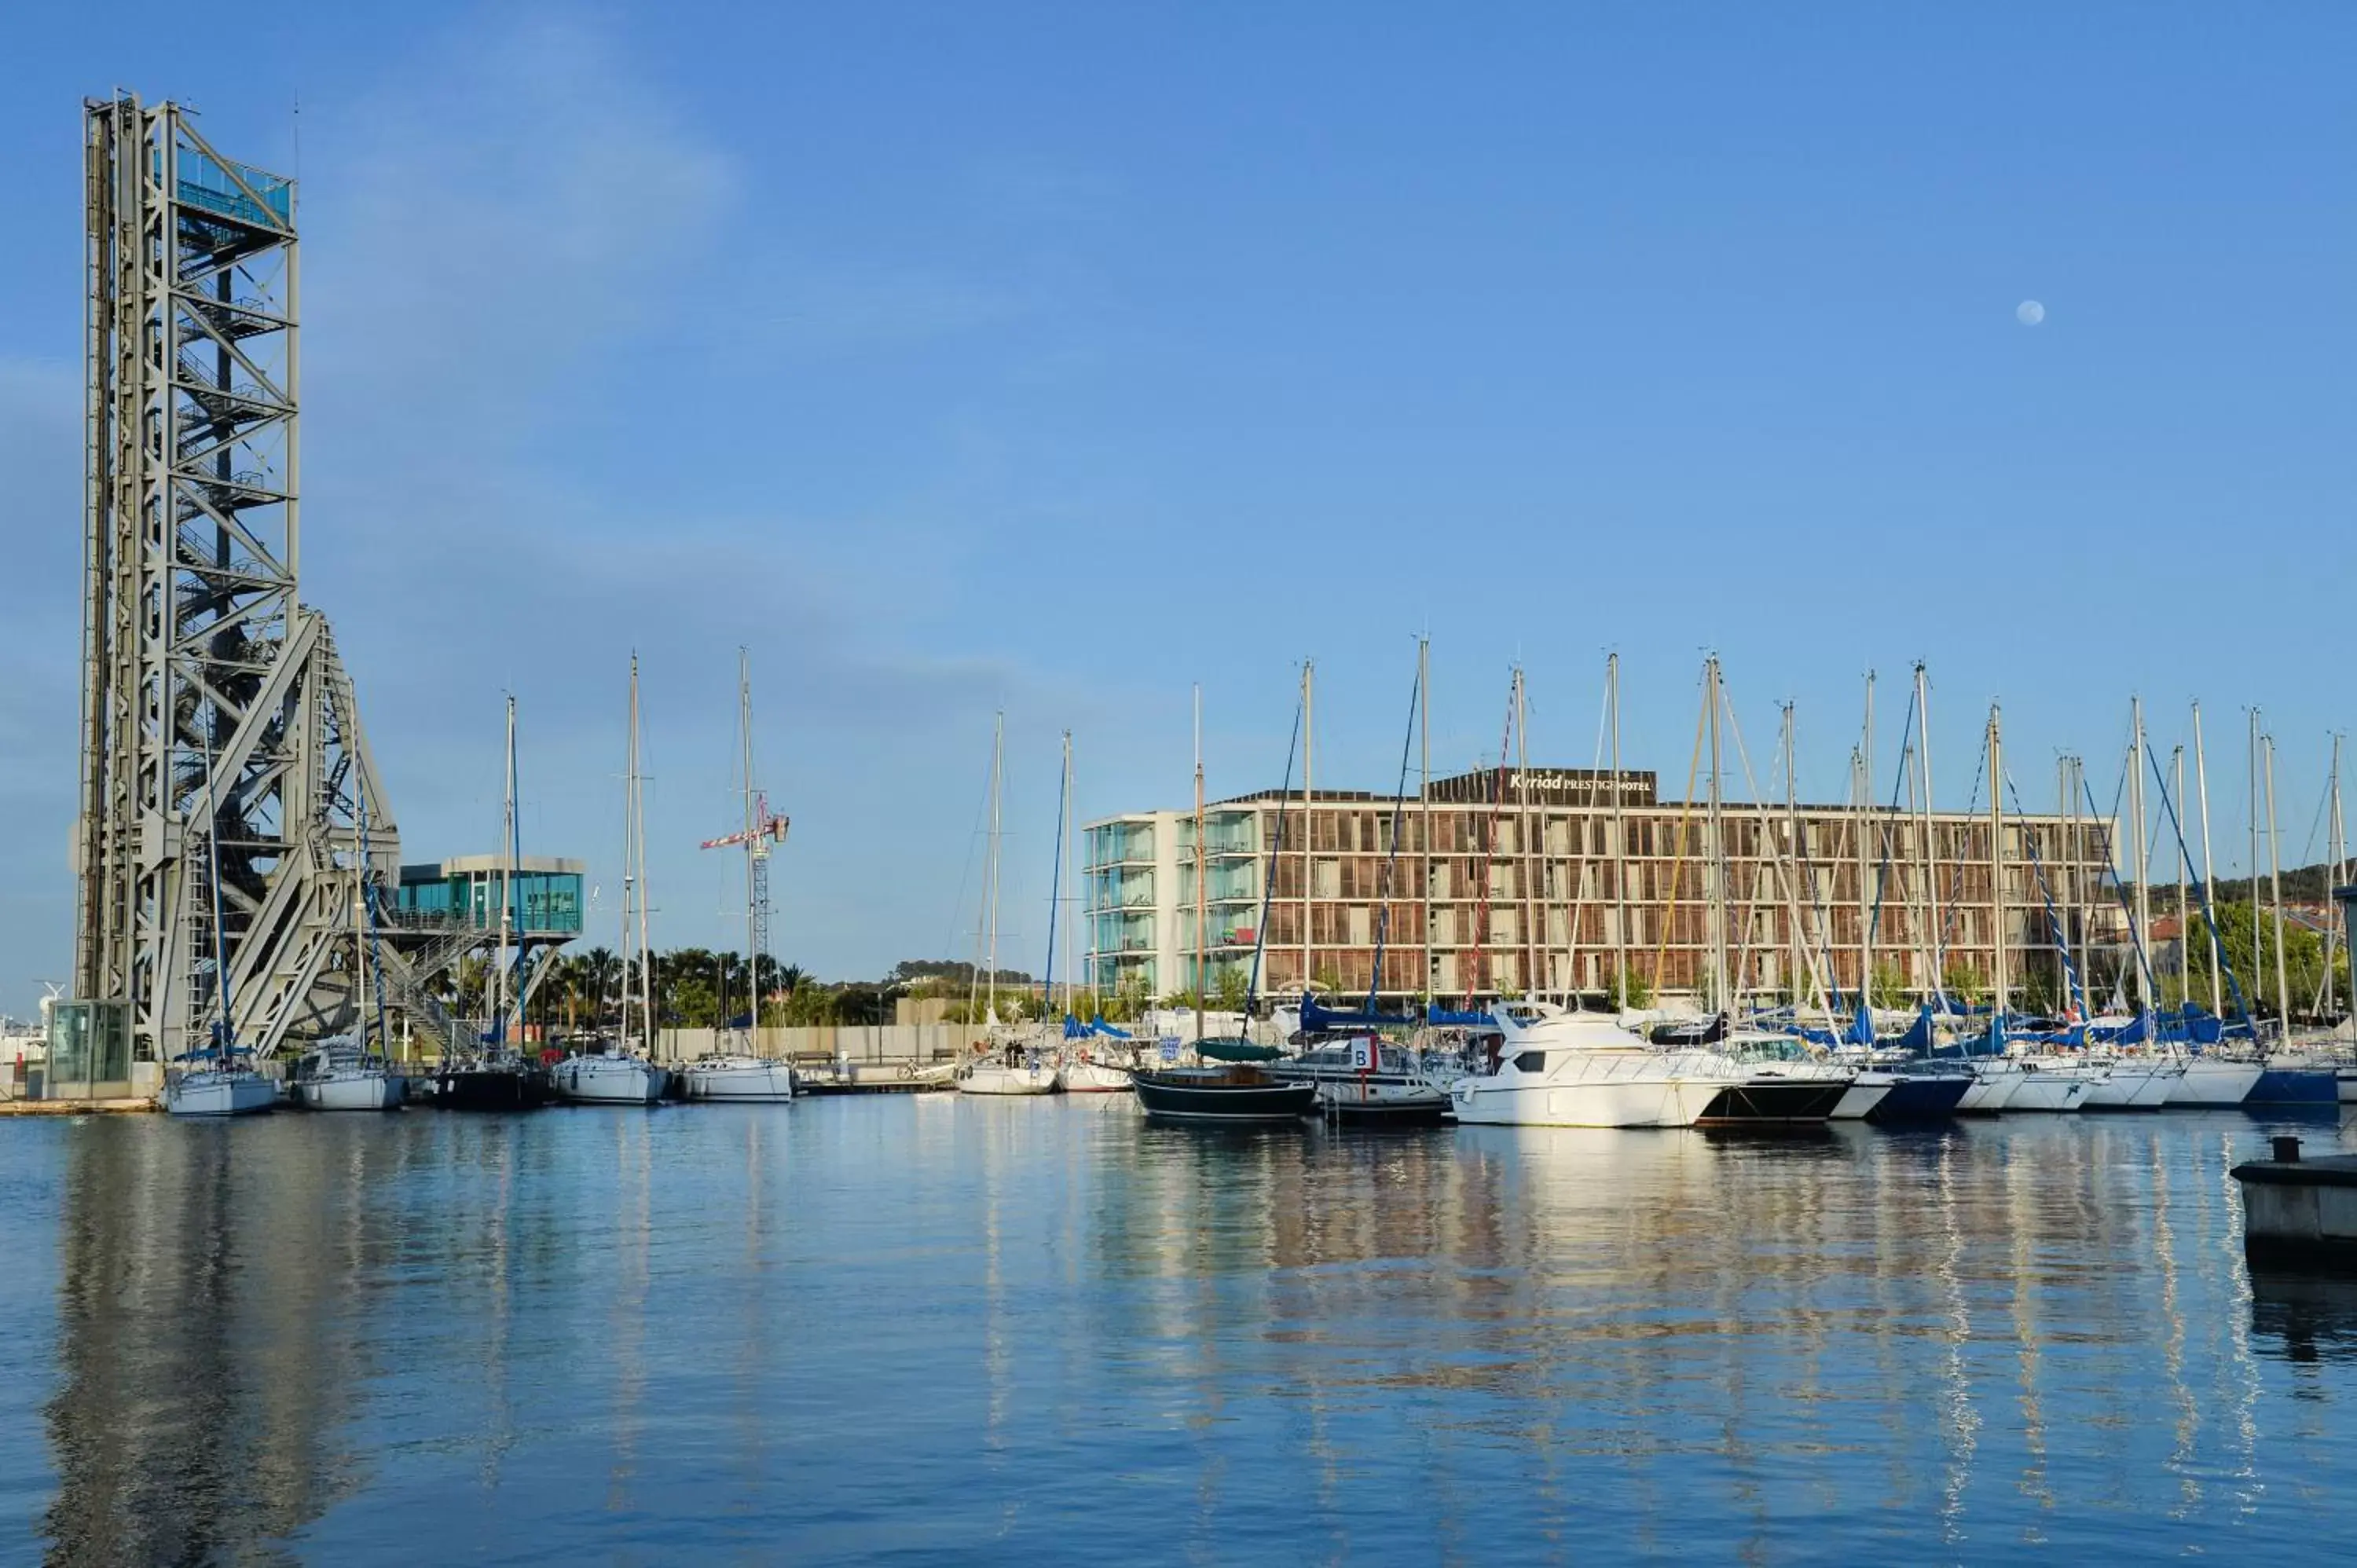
xmin=3 ymin=4 xmax=2353 ymax=1011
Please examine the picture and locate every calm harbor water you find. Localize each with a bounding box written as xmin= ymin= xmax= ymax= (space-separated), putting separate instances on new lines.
xmin=5 ymin=1100 xmax=2357 ymax=1564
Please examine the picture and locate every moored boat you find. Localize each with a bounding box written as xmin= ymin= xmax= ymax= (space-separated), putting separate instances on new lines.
xmin=1865 ymin=1066 xmax=1975 ymax=1121
xmin=434 ymin=1057 xmax=552 ymax=1111
xmin=552 ymin=1049 xmax=669 ymax=1105
xmin=682 ymin=1055 xmax=797 ymax=1101
xmin=960 ymin=1056 xmax=1061 ymax=1096
xmin=1132 ymin=1062 xmax=1316 ymax=1123
xmin=1268 ymin=1036 xmax=1450 ymax=1123
xmin=293 ymin=1037 xmax=405 ymax=1111
xmin=165 ymin=1059 xmax=277 ymax=1117
xmin=2164 ymin=1055 xmax=2263 ymax=1108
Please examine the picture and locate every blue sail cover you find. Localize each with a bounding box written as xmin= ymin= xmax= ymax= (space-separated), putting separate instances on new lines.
xmin=1897 ymin=1006 xmax=1935 ymax=1052
xmin=1844 ymin=1000 xmax=1875 ymax=1046
xmin=1426 ymin=1002 xmax=1497 ymax=1028
xmin=1302 ymin=995 xmax=1416 ymax=1031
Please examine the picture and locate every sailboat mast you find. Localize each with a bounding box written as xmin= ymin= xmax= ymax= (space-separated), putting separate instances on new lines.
xmin=1609 ymin=653 xmax=1627 ymax=1010
xmin=1042 ymin=729 xmax=1069 ymax=1024
xmin=497 ymin=694 xmax=516 ymax=1048
xmin=1782 ymin=702 xmax=1805 ymax=1015
xmin=1062 ymin=731 xmax=1076 ymax=1020
xmin=2193 ymin=704 xmax=2222 ymax=1014
xmin=619 ymin=659 xmax=637 ymax=1050
xmin=1301 ymin=661 xmax=1314 ymax=998
xmin=1420 ymin=638 xmax=1431 ymax=1013
xmin=2329 ymin=735 xmax=2347 ymax=1023
xmin=985 ymin=710 xmax=1004 ymax=1022
xmin=1916 ymin=664 xmax=1939 ymax=1005
xmin=1705 ymin=657 xmax=1728 ymax=1016
xmin=1989 ymin=705 xmax=2007 ymax=1017
xmin=2173 ymin=746 xmax=2188 ymax=1013
xmin=2266 ymin=731 xmax=2290 ymax=1031
xmin=2129 ymin=698 xmax=2150 ymax=1014
xmin=2058 ymin=754 xmax=2074 ymax=1014
xmin=740 ymin=650 xmax=759 ymax=1036
xmin=1858 ymin=672 xmax=1875 ymax=1013
xmin=1515 ymin=666 xmax=1536 ymax=998
xmin=1193 ymin=684 xmax=1206 ymax=1044
xmin=632 ymin=661 xmax=654 ymax=1057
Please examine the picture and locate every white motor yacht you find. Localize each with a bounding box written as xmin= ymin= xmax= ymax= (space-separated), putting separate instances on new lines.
xmin=292 ymin=1035 xmax=405 ymax=1111
xmin=1448 ymin=1002 xmax=1751 ymax=1129
xmin=682 ymin=1054 xmax=797 ymax=1102
xmin=552 ymin=1048 xmax=670 ymax=1105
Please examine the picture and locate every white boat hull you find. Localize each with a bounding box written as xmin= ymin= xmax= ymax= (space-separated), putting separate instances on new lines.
xmin=2082 ymin=1061 xmax=2179 ymax=1109
xmin=1829 ymin=1071 xmax=1895 ymax=1120
xmin=683 ymin=1058 xmax=797 ymax=1101
xmin=552 ymin=1057 xmax=670 ymax=1104
xmin=2165 ymin=1058 xmax=2262 ymax=1107
xmin=1955 ymin=1062 xmax=2021 ymax=1114
xmin=1057 ymin=1060 xmax=1133 ymax=1093
xmin=2339 ymin=1068 xmax=2357 ymax=1105
xmin=960 ymin=1063 xmax=1060 ymax=1096
xmin=166 ymin=1071 xmax=277 ymax=1117
xmin=296 ymin=1071 xmax=405 ymax=1111
xmin=2003 ymin=1065 xmax=2091 ymax=1112
xmin=1450 ymin=1073 xmax=1722 ymax=1129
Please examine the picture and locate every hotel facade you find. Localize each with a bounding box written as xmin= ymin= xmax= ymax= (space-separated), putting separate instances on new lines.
xmin=1084 ymin=766 xmax=2126 ymax=1010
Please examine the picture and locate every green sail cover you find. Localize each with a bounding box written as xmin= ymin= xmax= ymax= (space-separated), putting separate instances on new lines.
xmin=1195 ymin=1038 xmax=1283 ymax=1063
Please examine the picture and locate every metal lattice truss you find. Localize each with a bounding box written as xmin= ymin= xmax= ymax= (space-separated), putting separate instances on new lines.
xmin=75 ymin=96 xmax=405 ymax=1062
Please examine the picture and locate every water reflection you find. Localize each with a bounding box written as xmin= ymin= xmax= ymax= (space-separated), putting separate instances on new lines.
xmin=19 ymin=1102 xmax=2357 ymax=1563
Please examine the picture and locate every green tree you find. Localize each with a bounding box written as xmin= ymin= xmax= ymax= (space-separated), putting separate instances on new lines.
xmin=1604 ymin=962 xmax=1653 ymax=1009
xmin=1869 ymin=961 xmax=1910 ymax=1010
xmin=1941 ymin=960 xmax=1988 ymax=1007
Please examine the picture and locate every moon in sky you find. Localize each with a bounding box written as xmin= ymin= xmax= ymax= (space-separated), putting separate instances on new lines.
xmin=2017 ymin=299 xmax=2046 ymax=326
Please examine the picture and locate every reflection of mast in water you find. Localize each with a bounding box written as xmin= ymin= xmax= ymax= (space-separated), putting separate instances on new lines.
xmin=606 ymin=1116 xmax=654 ymax=1513
xmin=2000 ymin=1130 xmax=2055 ymax=1511
xmin=2147 ymin=1133 xmax=2201 ymax=1508
xmin=1930 ymin=1130 xmax=1981 ymax=1542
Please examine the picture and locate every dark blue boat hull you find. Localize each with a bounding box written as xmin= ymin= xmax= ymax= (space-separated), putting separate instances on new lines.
xmin=2249 ymin=1069 xmax=2336 ymax=1105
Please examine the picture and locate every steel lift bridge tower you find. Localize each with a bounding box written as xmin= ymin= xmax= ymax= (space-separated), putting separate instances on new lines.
xmin=71 ymin=95 xmax=409 ymax=1080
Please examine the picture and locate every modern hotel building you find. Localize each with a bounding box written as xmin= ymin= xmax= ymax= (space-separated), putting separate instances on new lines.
xmin=1084 ymin=766 xmax=2124 ymax=1010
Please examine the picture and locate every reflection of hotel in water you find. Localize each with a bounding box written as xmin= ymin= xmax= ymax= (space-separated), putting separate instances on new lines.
xmin=1087 ymin=766 xmax=2124 ymax=1005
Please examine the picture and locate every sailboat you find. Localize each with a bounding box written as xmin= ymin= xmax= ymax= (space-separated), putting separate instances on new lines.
xmin=436 ymin=697 xmax=554 ymax=1111
xmin=295 ymin=789 xmax=406 ymax=1110
xmin=1047 ymin=732 xmax=1131 ymax=1092
xmin=683 ymin=652 xmax=796 ymax=1103
xmin=554 ymin=661 xmax=672 ymax=1106
xmin=1131 ymin=686 xmax=1317 ymax=1124
xmin=165 ymin=728 xmax=276 ymax=1116
xmin=961 ymin=713 xmax=1059 ymax=1097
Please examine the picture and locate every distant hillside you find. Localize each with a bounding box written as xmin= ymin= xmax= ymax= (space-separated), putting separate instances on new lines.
xmin=2153 ymin=861 xmax=2347 ymax=910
